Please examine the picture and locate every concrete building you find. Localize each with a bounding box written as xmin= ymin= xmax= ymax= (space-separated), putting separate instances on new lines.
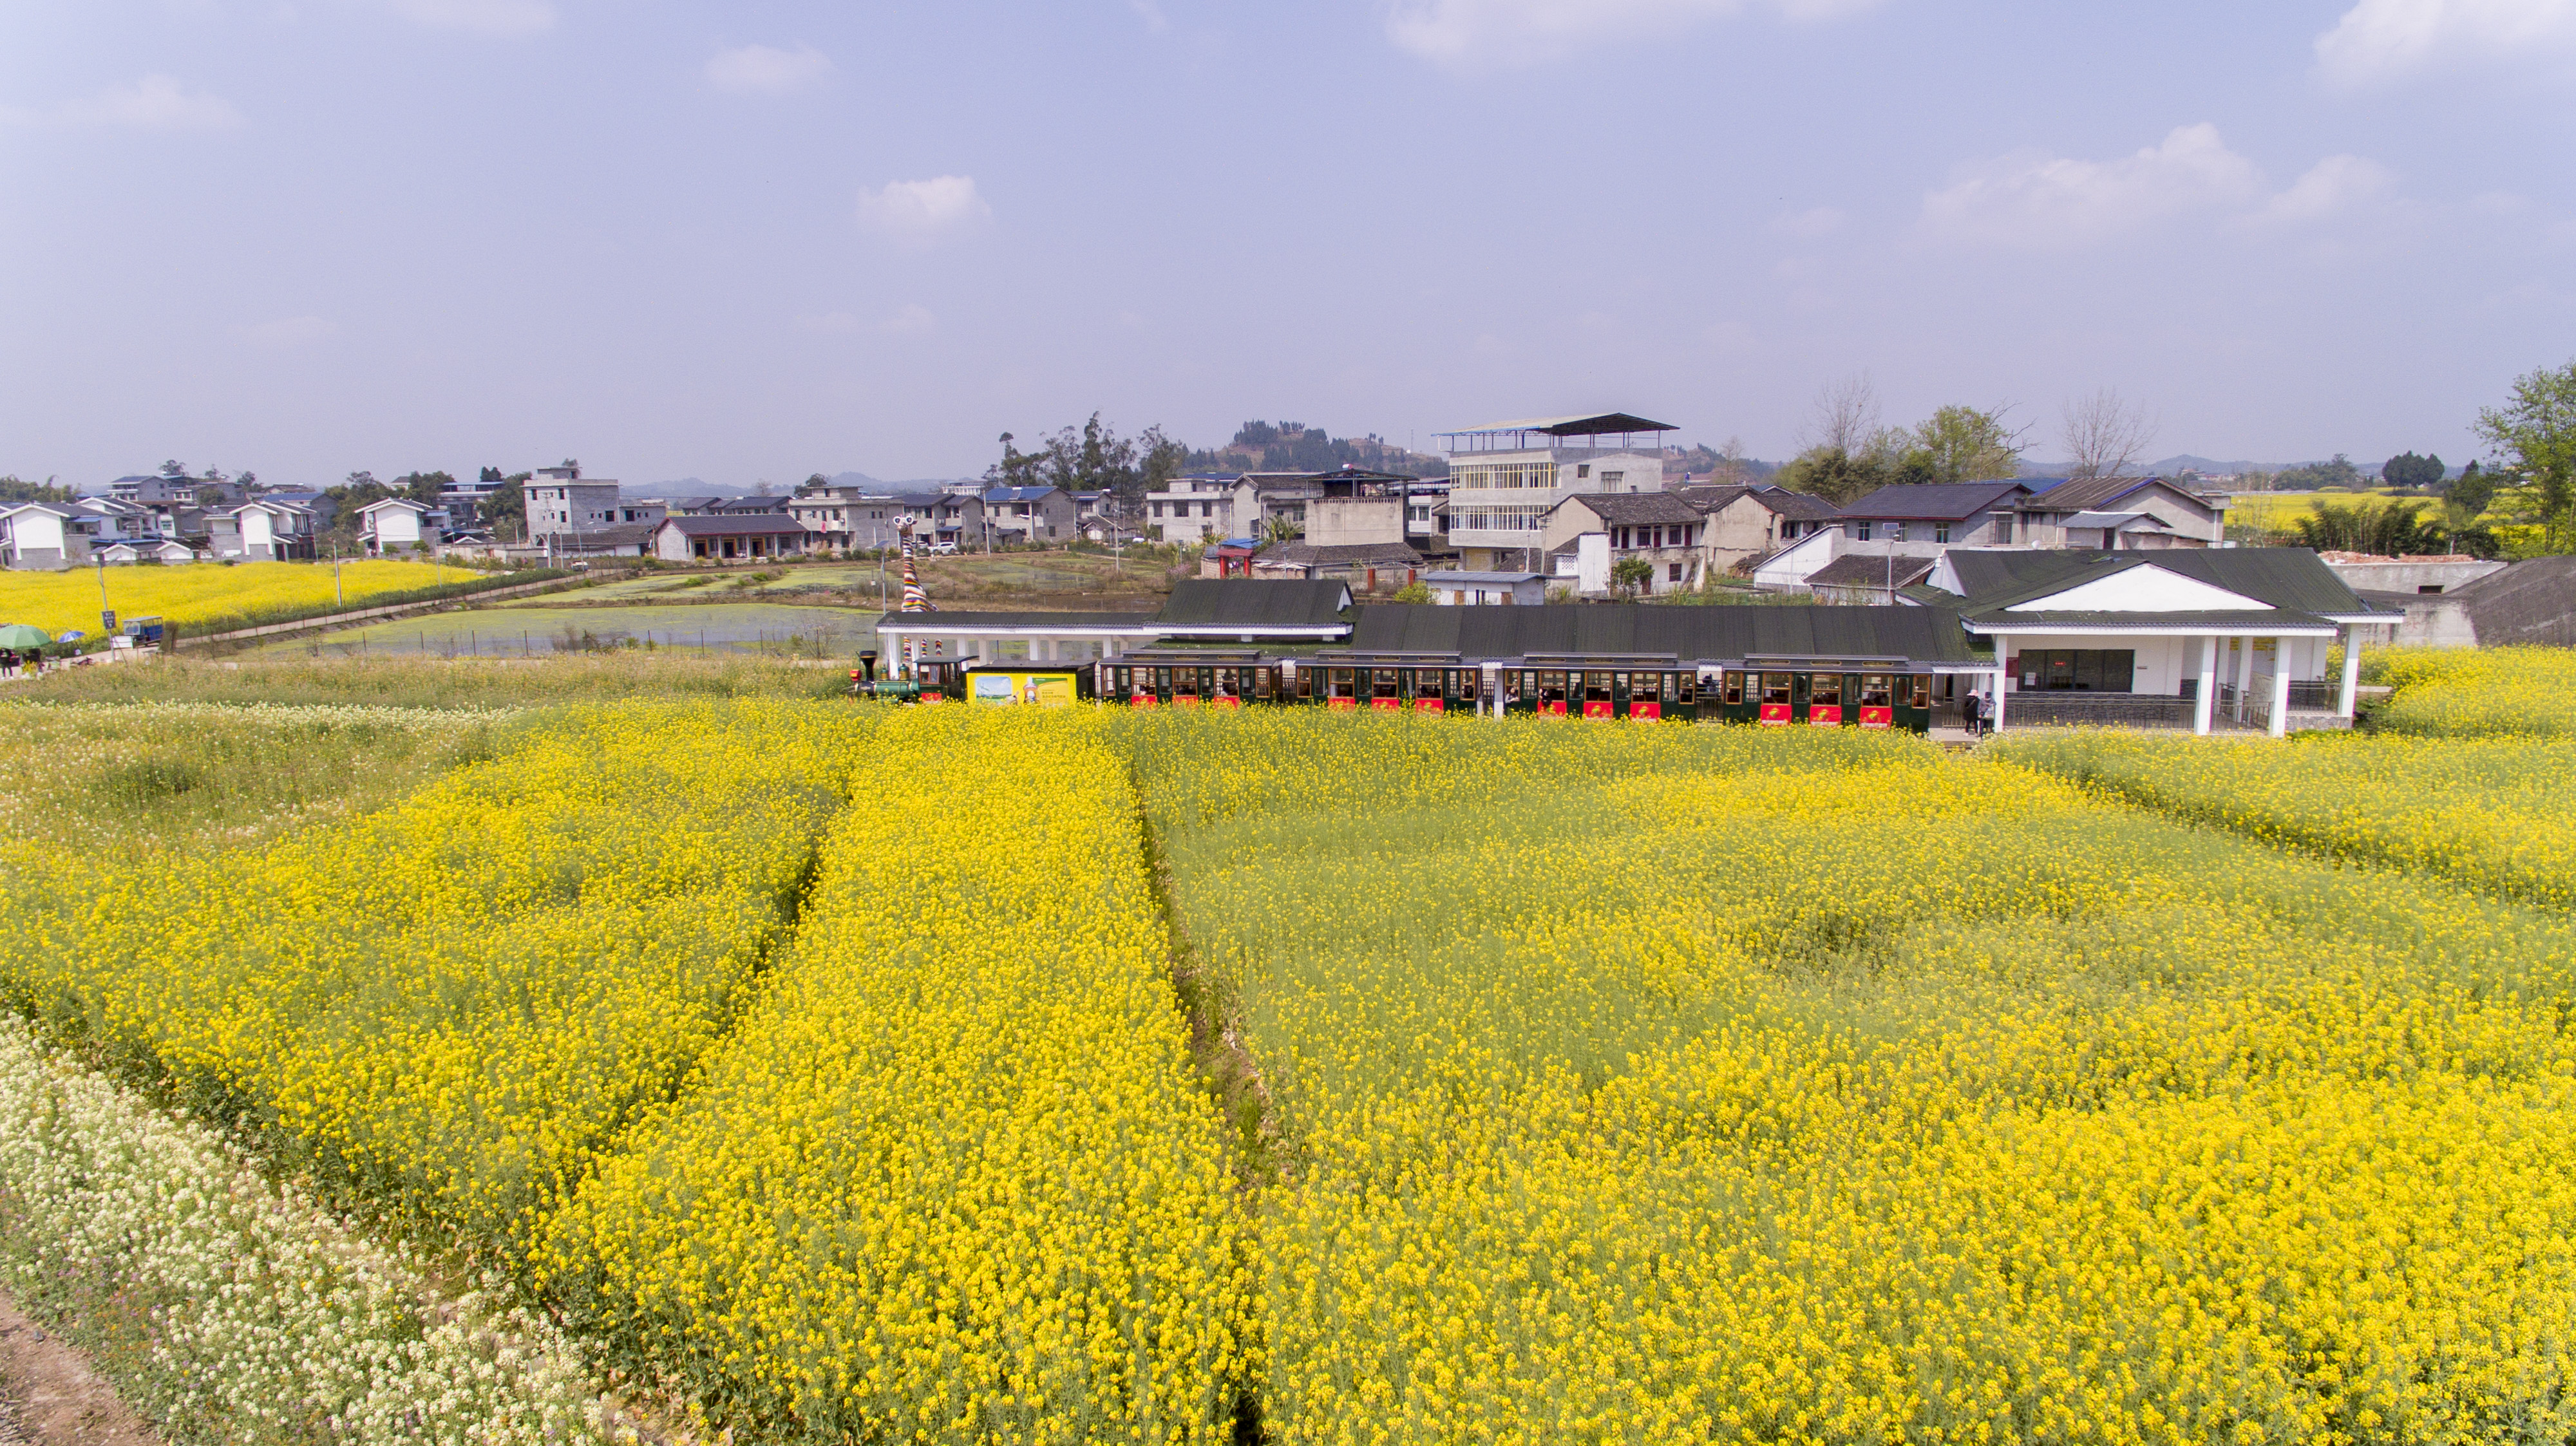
xmin=1673 ymin=484 xmax=1842 ymax=570
xmin=984 ymin=486 xmax=1078 ymax=545
xmin=356 ymin=498 xmax=431 ymax=556
xmin=2015 ymin=474 xmax=2228 ymax=549
xmin=2349 ymin=556 xmax=2576 ymax=648
xmin=1439 ymin=412 xmax=1674 ymax=571
xmin=2316 ymin=552 xmax=2507 ymax=596
xmin=0 ymin=505 xmax=89 ymax=568
xmin=522 ymin=467 xmax=624 ymax=540
xmin=1835 ymin=482 xmax=2034 ymax=554
xmin=1423 ymin=570 xmax=1548 ymax=606
xmin=1933 ymin=547 xmax=2397 ymax=737
xmin=651 ymin=514 xmax=813 ymax=563
xmin=1542 ymin=491 xmax=1710 ymax=596
xmin=791 ymin=485 xmax=899 ymax=551
xmin=207 ymin=500 xmax=317 ymax=561
xmin=1249 ymin=541 xmax=1425 ymax=592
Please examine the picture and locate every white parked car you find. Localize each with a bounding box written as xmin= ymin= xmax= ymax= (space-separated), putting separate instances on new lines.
xmin=927 ymin=541 xmax=959 ymax=556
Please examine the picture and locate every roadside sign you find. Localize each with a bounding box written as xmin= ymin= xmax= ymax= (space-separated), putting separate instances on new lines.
xmin=100 ymin=609 xmax=116 ymax=633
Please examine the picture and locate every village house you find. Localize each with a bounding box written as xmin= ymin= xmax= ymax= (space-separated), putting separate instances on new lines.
xmin=1542 ymin=491 xmax=1710 ymax=596
xmin=983 ymin=485 xmax=1078 ymax=545
xmin=650 ymin=512 xmax=813 ymax=563
xmin=1441 ymin=412 xmax=1674 ymax=572
xmin=2014 ymin=474 xmax=2228 ymax=549
xmin=357 ymin=497 xmax=432 ymax=556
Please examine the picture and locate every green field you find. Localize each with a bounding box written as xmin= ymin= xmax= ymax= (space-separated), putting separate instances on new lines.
xmin=249 ymin=602 xmax=880 ymax=658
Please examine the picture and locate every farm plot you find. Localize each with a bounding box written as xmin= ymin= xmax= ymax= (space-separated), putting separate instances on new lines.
xmin=0 ymin=699 xmax=876 ymax=1250
xmin=0 ymin=558 xmax=484 ymax=637
xmin=1994 ymin=729 xmax=2576 ymax=910
xmin=2364 ymin=644 xmax=2576 ymax=737
xmin=540 ymin=708 xmax=1249 ymax=1445
xmin=1115 ymin=709 xmax=2576 ymax=1445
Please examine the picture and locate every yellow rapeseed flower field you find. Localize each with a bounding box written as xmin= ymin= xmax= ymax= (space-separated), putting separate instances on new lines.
xmin=0 ymin=558 xmax=480 ymax=637
xmin=0 ymin=698 xmax=876 ymax=1247
xmin=1115 ymin=709 xmax=2576 ymax=1445
xmin=9 ymin=686 xmax=2576 ymax=1445
xmin=2363 ymin=644 xmax=2576 ymax=737
xmin=1994 ymin=729 xmax=2576 ymax=910
xmin=540 ymin=707 xmax=1251 ymax=1445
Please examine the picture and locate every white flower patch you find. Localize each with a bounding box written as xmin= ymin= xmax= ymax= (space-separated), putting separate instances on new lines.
xmin=0 ymin=1017 xmax=612 ymax=1445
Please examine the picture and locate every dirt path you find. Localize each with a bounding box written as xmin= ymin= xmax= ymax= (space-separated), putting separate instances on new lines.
xmin=0 ymin=1289 xmax=158 ymax=1446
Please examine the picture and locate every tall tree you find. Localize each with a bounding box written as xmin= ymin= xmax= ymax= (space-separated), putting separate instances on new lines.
xmin=2380 ymin=451 xmax=2445 ymax=490
xmin=2060 ymin=388 xmax=2158 ymax=480
xmin=1909 ymin=404 xmax=2028 ymax=484
xmin=2475 ymin=359 xmax=2576 ymax=552
xmin=2291 ymin=498 xmax=2445 ymax=556
xmin=1800 ymin=373 xmax=1880 ymax=456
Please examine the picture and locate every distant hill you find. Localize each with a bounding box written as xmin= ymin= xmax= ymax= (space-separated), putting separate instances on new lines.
xmin=1187 ymin=421 xmax=1449 ymax=478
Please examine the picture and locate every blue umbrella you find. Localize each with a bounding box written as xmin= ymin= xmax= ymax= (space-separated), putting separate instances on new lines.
xmin=55 ymin=630 xmax=85 ymax=644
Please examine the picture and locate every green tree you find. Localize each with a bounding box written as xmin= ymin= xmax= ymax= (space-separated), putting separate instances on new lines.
xmin=1609 ymin=556 xmax=1656 ymax=597
xmin=1389 ymin=580 xmax=1434 ymax=604
xmin=0 ymin=476 xmax=79 ymax=504
xmin=1909 ymin=404 xmax=2028 ymax=483
xmin=2445 ymin=460 xmax=2499 ymax=528
xmin=2275 ymin=454 xmax=2365 ymax=491
xmin=2380 ymin=451 xmax=2445 ymax=490
xmin=1772 ymin=446 xmax=1890 ymax=507
xmin=392 ymin=471 xmax=453 ymax=507
xmin=2474 ymin=359 xmax=2576 ymax=552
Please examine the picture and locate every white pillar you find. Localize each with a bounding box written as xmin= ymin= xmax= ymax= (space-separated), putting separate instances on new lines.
xmin=2193 ymin=635 xmax=2217 ymax=736
xmin=2269 ymin=642 xmax=2293 ymax=737
xmin=2230 ymin=635 xmax=2254 ymax=722
xmin=2337 ymin=626 xmax=2362 ymax=718
xmin=1987 ymin=667 xmax=2006 ymax=733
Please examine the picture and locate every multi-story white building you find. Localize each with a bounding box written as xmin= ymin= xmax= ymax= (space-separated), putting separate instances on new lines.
xmin=1439 ymin=413 xmax=1674 ymax=571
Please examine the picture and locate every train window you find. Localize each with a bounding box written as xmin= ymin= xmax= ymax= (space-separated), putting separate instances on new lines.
xmin=1329 ymin=668 xmax=1356 ymax=699
xmin=1153 ymin=668 xmax=1172 ymax=693
xmin=1583 ymin=671 xmax=1612 ymax=700
xmin=1675 ymin=671 xmax=1695 ymax=704
xmin=1810 ymin=674 xmax=1842 ymax=706
xmin=1373 ymin=668 xmax=1400 ymax=699
xmin=1724 ymin=672 xmax=1745 ymax=706
xmin=1173 ymin=669 xmax=1201 ymax=699
xmin=1253 ymin=668 xmax=1273 ymax=700
xmin=1909 ymin=674 xmax=1931 ymax=709
xmin=1760 ymin=673 xmax=1793 ymax=704
xmin=1859 ymin=675 xmax=1893 ymax=707
xmin=1504 ymin=672 xmax=1522 ymax=703
xmin=1214 ymin=670 xmax=1238 ymax=699
xmin=1631 ymin=672 xmax=1660 ymax=702
xmin=1539 ymin=670 xmax=1568 ymax=702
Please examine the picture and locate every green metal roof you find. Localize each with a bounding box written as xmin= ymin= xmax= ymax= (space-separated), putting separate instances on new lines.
xmin=1948 ymin=547 xmax=2391 ymax=621
xmin=1152 ymin=579 xmax=1352 ymax=628
xmin=1340 ymin=604 xmax=1980 ymax=665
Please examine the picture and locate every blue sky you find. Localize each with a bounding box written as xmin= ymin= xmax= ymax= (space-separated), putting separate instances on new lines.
xmin=3 ymin=0 xmax=2572 ymax=488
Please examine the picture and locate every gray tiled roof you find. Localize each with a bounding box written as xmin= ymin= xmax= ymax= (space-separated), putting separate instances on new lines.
xmin=1558 ymin=492 xmax=1707 ymax=525
xmin=1839 ymin=482 xmax=2030 ymax=521
xmin=1948 ymin=547 xmax=2393 ymax=621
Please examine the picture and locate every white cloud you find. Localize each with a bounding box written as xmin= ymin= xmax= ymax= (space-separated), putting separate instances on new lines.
xmin=2249 ymin=154 xmax=2398 ymax=226
xmin=856 ymin=176 xmax=990 ymax=247
xmin=243 ymin=315 xmax=337 ymax=348
xmin=2315 ymin=0 xmax=2576 ymax=86
xmin=706 ymin=42 xmax=833 ymax=95
xmin=383 ymin=0 xmax=554 ymax=36
xmin=5 ymin=75 xmax=244 ymax=131
xmin=1771 ymin=206 xmax=1844 ymax=238
xmin=1384 ymin=0 xmax=1877 ymax=68
xmin=1922 ymin=124 xmax=2262 ymax=247
xmin=880 ymin=304 xmax=936 ymax=337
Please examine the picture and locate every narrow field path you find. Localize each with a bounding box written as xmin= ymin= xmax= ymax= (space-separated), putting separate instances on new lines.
xmin=0 ymin=1288 xmax=157 ymax=1446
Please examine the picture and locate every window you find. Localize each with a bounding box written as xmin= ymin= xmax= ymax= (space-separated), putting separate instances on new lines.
xmin=1668 ymin=563 xmax=1684 ymax=581
xmin=1993 ymin=512 xmax=2014 ymax=543
xmin=2031 ymin=650 xmax=2136 ymax=691
xmin=1935 ymin=523 xmax=1951 ymax=544
xmin=1855 ymin=522 xmax=1873 ymax=541
xmin=1759 ymin=673 xmax=1792 ymax=705
xmin=1603 ymin=470 xmax=1625 ymax=486
xmin=1809 ymin=674 xmax=1842 ymax=706
xmin=1577 ymin=464 xmax=1590 ymax=479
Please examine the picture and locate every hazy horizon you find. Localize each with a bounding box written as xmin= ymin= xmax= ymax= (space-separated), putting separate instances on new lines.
xmin=5 ymin=1 xmax=2571 ymax=492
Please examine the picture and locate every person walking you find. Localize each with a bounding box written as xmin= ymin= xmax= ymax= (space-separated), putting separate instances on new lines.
xmin=1962 ymin=689 xmax=1984 ymax=739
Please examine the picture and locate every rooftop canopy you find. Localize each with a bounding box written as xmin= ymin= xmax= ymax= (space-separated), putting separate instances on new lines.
xmin=1435 ymin=412 xmax=1678 ymax=452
